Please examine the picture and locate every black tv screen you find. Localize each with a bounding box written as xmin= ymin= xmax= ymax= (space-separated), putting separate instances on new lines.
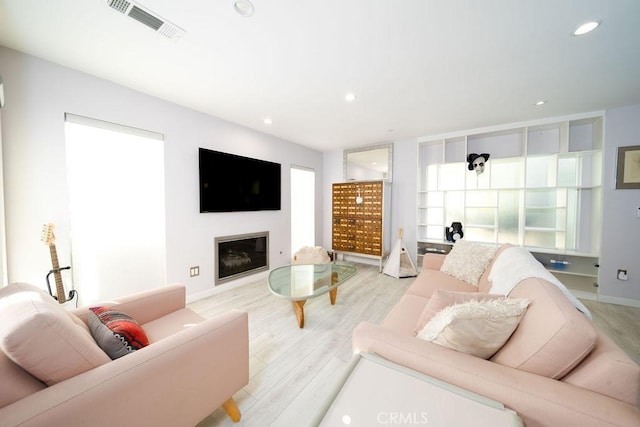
xmin=199 ymin=148 xmax=281 ymax=212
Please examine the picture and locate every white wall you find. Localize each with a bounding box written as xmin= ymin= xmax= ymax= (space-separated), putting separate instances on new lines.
xmin=599 ymin=104 xmax=640 ymax=303
xmin=0 ymin=46 xmax=324 ymax=300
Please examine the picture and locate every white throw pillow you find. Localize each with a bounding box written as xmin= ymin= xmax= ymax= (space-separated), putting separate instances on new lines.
xmin=417 ymin=298 xmax=530 ymax=359
xmin=414 ymin=289 xmax=505 ymax=335
xmin=440 ymin=240 xmax=498 ymax=286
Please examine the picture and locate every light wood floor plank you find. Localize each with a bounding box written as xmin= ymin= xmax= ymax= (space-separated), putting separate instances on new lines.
xmin=193 ymin=262 xmax=640 ymax=426
xmin=581 ymin=299 xmax=640 ymax=364
xmin=269 ymin=356 xmax=351 ymax=427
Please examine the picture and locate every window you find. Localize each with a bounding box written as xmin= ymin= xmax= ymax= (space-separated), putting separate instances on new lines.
xmin=65 ymin=114 xmax=166 ymax=303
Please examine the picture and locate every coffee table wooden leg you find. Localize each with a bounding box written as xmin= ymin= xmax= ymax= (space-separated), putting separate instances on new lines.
xmin=329 ymin=271 xmax=339 ymax=305
xmin=292 ymin=300 xmax=306 ymax=328
xmin=329 ymin=287 xmax=338 ymax=305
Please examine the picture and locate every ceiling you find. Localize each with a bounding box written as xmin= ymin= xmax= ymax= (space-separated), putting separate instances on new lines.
xmin=0 ymin=0 xmax=639 ymax=153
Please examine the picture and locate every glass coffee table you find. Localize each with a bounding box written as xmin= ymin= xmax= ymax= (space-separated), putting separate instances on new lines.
xmin=268 ymin=263 xmax=357 ymax=328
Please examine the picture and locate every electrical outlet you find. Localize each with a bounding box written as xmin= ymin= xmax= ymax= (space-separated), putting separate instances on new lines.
xmin=189 ymin=266 xmax=200 ymax=277
xmin=617 ymin=269 xmax=628 ymax=281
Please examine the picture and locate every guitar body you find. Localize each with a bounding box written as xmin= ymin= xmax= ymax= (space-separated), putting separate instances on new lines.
xmin=59 ymin=289 xmax=79 ymax=308
xmin=41 ymin=223 xmax=78 ymax=308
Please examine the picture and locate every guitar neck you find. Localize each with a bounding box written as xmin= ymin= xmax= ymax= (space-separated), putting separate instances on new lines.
xmin=48 ymin=244 xmax=67 ymax=303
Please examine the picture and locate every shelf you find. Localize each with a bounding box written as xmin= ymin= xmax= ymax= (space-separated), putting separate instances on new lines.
xmin=417 ymin=113 xmax=603 ymax=295
xmin=530 ymin=251 xmax=599 ymax=277
xmin=417 ymin=241 xmax=453 ymax=256
xmin=549 ymin=273 xmax=598 ymax=296
xmin=547 ymin=269 xmax=597 ymax=278
xmin=465 ymin=224 xmax=497 ymax=229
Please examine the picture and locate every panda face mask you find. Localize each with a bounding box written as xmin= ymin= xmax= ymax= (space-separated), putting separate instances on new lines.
xmin=467 ymin=153 xmax=490 ymax=175
xmin=473 ymin=156 xmax=487 ymax=174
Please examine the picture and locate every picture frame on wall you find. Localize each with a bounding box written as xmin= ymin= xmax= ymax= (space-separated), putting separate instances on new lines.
xmin=615 ymin=145 xmax=640 ymax=189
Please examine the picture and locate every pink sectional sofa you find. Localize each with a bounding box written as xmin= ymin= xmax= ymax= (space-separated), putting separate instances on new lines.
xmin=0 ymin=282 xmax=249 ymax=427
xmin=353 ymin=244 xmax=640 ymax=426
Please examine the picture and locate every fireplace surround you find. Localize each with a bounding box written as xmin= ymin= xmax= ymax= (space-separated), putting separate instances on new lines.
xmin=215 ymin=231 xmax=269 ymax=285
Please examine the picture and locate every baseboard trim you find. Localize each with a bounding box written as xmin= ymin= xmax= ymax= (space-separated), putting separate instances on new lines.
xmin=572 ymin=289 xmax=640 ymax=308
xmin=186 ymin=270 xmax=269 ymax=304
xmin=597 ymin=294 xmax=640 ymax=308
xmin=572 ymin=290 xmax=598 ymax=301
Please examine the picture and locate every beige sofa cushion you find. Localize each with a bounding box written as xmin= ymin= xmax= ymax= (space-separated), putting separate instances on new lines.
xmin=142 ymin=307 xmax=206 ymax=342
xmin=414 ymin=289 xmax=505 ymax=334
xmin=0 ymin=351 xmax=46 ymax=408
xmin=440 ymin=241 xmax=499 ymax=287
xmin=381 ymin=294 xmax=429 ymax=336
xmin=417 ymin=298 xmax=530 ymax=359
xmin=406 ymin=269 xmax=477 ymax=299
xmin=561 ymin=329 xmax=640 ymax=405
xmin=490 ymin=279 xmax=597 ymax=379
xmin=0 ymin=283 xmax=110 ymax=386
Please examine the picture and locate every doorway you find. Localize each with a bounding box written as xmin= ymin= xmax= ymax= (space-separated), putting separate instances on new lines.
xmin=290 ymin=166 xmax=315 ymax=254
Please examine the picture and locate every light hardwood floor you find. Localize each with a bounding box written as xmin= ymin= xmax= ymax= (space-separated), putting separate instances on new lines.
xmin=190 ymin=262 xmax=640 ymax=427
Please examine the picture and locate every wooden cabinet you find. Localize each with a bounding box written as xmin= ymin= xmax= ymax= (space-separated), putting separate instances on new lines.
xmin=332 ymin=181 xmax=391 ymax=271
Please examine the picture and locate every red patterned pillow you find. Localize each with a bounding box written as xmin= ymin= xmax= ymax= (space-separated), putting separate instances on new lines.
xmin=88 ymin=307 xmax=149 ymax=360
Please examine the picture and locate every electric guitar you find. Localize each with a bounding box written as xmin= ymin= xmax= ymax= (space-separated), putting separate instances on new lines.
xmin=41 ymin=223 xmax=78 ymax=307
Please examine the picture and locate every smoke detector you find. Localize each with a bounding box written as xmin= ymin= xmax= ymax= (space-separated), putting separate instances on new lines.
xmin=106 ymin=0 xmax=185 ymax=40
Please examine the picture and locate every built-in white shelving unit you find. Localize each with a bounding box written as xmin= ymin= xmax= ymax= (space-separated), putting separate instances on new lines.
xmin=417 ymin=113 xmax=604 ymax=299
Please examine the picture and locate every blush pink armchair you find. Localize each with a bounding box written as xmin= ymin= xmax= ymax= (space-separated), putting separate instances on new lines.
xmin=0 ymin=282 xmax=249 ymax=427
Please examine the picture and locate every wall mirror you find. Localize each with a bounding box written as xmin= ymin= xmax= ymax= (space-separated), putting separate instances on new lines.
xmin=344 ymin=143 xmax=393 ymax=182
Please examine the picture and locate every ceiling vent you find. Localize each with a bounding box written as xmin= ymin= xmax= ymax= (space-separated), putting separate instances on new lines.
xmin=106 ymin=0 xmax=185 ymax=41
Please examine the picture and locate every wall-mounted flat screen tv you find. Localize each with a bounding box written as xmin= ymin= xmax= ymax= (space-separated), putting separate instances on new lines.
xmin=199 ymin=148 xmax=281 ymax=212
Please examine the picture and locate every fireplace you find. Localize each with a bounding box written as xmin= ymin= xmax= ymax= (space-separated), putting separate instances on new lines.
xmin=215 ymin=231 xmax=269 ymax=285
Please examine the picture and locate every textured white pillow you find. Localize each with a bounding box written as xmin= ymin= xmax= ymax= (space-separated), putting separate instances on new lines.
xmin=417 ymin=298 xmax=530 ymax=359
xmin=440 ymin=240 xmax=498 ymax=286
xmin=414 ymin=290 xmax=505 ymax=335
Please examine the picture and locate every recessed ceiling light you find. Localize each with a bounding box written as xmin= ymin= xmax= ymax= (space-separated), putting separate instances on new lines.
xmin=535 ymin=100 xmax=547 ymax=106
xmin=234 ymin=0 xmax=254 ymax=17
xmin=263 ymin=118 xmax=272 ymax=125
xmin=573 ymin=21 xmax=599 ymax=36
xmin=345 ymin=93 xmax=356 ymax=102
